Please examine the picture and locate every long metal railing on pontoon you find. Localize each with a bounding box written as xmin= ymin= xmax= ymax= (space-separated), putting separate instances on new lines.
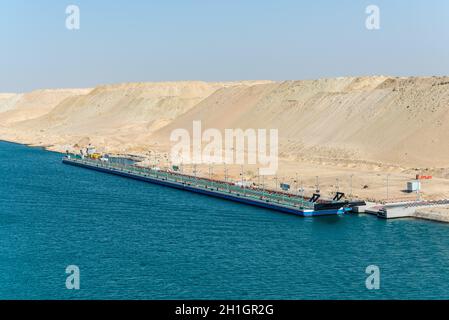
xmin=65 ymin=155 xmax=317 ymax=210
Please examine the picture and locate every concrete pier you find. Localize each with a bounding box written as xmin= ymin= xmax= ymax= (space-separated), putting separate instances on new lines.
xmin=415 ymin=206 xmax=449 ymax=223
xmin=358 ymin=200 xmax=449 ymax=221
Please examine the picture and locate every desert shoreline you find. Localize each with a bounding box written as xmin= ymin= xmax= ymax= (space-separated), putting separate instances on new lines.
xmin=1 ymin=77 xmax=449 ymax=212
xmin=3 ymin=137 xmax=449 ymax=224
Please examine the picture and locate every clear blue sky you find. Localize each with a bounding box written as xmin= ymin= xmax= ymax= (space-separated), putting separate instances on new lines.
xmin=1 ymin=0 xmax=448 ymax=92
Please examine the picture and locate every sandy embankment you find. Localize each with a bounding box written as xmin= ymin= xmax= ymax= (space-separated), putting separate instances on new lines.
xmin=416 ymin=206 xmax=449 ymax=223
xmin=1 ymin=77 xmax=449 ymax=203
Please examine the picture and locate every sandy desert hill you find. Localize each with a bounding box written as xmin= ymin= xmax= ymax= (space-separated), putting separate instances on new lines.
xmin=0 ymin=93 xmax=19 ymax=112
xmin=0 ymin=89 xmax=92 ymax=125
xmin=2 ymin=81 xmax=271 ymax=152
xmin=153 ymin=76 xmax=449 ymax=168
xmin=1 ymin=76 xmax=449 ymax=200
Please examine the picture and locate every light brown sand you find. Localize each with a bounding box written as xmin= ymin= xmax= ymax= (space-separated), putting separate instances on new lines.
xmin=1 ymin=77 xmax=449 ymax=202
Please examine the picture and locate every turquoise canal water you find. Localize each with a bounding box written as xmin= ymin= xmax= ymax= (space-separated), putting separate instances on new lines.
xmin=1 ymin=140 xmax=449 ymax=299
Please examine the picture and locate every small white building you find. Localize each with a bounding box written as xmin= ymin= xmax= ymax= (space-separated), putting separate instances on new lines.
xmin=407 ymin=180 xmax=421 ymax=192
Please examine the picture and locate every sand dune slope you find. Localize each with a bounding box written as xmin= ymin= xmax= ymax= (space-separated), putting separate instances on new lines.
xmin=0 ymin=89 xmax=91 ymax=125
xmin=152 ymin=76 xmax=449 ymax=167
xmin=0 ymin=93 xmax=19 ymax=113
xmin=1 ymin=77 xmax=449 ymax=168
xmin=2 ymin=81 xmax=271 ymax=152
xmin=2 ymin=77 xmax=449 ymax=200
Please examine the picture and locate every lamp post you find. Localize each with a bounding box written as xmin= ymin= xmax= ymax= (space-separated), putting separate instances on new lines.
xmin=240 ymin=165 xmax=245 ymax=196
xmin=350 ymin=174 xmax=353 ymax=201
xmin=282 ymin=176 xmax=286 ymax=204
xmin=262 ymin=175 xmax=265 ymax=200
xmin=295 ymin=173 xmax=299 ymax=196
xmin=194 ymin=164 xmax=197 ymax=186
xmin=300 ymin=179 xmax=304 ymax=207
xmin=386 ymin=174 xmax=390 ymax=203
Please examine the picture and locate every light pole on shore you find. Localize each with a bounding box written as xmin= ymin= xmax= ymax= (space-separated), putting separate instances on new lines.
xmin=417 ymin=176 xmax=421 ymax=202
xmin=350 ymin=174 xmax=353 ymax=201
xmin=295 ymin=173 xmax=299 ymax=196
xmin=282 ymin=176 xmax=286 ymax=204
xmin=262 ymin=174 xmax=265 ymax=199
xmin=224 ymin=166 xmax=228 ymax=182
xmin=300 ymin=179 xmax=304 ymax=206
xmin=240 ymin=165 xmax=246 ymax=196
xmin=180 ymin=164 xmax=183 ymax=184
xmin=224 ymin=164 xmax=230 ymax=192
xmin=386 ymin=174 xmax=390 ymax=203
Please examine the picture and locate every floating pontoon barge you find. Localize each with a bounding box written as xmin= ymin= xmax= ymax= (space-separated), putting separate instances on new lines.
xmin=62 ymin=156 xmax=364 ymax=217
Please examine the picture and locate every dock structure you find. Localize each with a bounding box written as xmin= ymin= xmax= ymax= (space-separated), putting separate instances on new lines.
xmin=62 ymin=156 xmax=364 ymax=217
xmin=363 ymin=200 xmax=449 ymax=219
